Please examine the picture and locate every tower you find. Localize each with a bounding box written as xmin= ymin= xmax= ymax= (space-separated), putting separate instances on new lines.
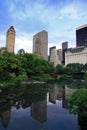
xmin=6 ymin=26 xmax=15 ymax=53
xmin=62 ymin=41 xmax=68 ymax=65
xmin=76 ymin=24 xmax=87 ymax=47
xmin=33 ymin=30 xmax=48 ymax=60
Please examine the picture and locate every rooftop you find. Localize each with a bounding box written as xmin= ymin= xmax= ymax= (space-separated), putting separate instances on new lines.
xmin=76 ymin=24 xmax=87 ymax=30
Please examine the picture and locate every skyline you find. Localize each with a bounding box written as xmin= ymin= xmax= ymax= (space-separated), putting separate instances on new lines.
xmin=0 ymin=0 xmax=87 ymax=53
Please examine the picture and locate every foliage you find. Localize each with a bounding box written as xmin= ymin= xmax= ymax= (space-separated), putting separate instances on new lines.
xmin=65 ymin=63 xmax=84 ymax=74
xmin=68 ymin=88 xmax=87 ymax=127
xmin=84 ymin=72 xmax=87 ymax=81
xmin=0 ymin=51 xmax=55 ymax=87
xmin=68 ymin=88 xmax=87 ymax=114
xmin=17 ymin=49 xmax=25 ymax=54
xmin=55 ymin=64 xmax=65 ymax=74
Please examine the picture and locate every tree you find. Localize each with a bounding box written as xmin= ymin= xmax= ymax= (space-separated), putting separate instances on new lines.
xmin=68 ymin=88 xmax=87 ymax=128
xmin=55 ymin=64 xmax=65 ymax=74
xmin=65 ymin=63 xmax=84 ymax=74
xmin=17 ymin=49 xmax=25 ymax=54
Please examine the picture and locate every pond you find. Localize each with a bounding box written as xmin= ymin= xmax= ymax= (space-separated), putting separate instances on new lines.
xmin=0 ymin=82 xmax=85 ymax=130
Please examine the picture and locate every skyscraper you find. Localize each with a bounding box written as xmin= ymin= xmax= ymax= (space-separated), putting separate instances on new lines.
xmin=33 ymin=30 xmax=48 ymax=60
xmin=62 ymin=41 xmax=68 ymax=65
xmin=6 ymin=26 xmax=15 ymax=53
xmin=76 ymin=24 xmax=87 ymax=47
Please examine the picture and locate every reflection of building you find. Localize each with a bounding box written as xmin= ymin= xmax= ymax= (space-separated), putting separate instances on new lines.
xmin=1 ymin=109 xmax=11 ymax=128
xmin=49 ymin=84 xmax=63 ymax=104
xmin=65 ymin=46 xmax=87 ymax=65
xmin=62 ymin=85 xmax=76 ymax=108
xmin=6 ymin=26 xmax=15 ymax=53
xmin=31 ymin=98 xmax=47 ymax=123
xmin=49 ymin=47 xmax=62 ymax=66
xmin=33 ymin=30 xmax=48 ymax=60
xmin=76 ymin=24 xmax=87 ymax=47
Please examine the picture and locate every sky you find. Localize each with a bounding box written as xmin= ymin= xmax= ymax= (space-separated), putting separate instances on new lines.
xmin=0 ymin=0 xmax=87 ymax=54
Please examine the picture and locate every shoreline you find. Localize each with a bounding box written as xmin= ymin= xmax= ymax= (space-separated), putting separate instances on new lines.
xmin=21 ymin=80 xmax=46 ymax=85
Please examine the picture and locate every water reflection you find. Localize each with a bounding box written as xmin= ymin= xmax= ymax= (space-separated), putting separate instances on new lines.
xmin=31 ymin=97 xmax=47 ymax=123
xmin=0 ymin=83 xmax=85 ymax=130
xmin=1 ymin=109 xmax=11 ymax=128
xmin=62 ymin=85 xmax=77 ymax=109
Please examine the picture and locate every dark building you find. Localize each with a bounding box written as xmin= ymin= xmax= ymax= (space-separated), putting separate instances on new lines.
xmin=76 ymin=24 xmax=87 ymax=47
xmin=49 ymin=46 xmax=56 ymax=61
xmin=62 ymin=42 xmax=68 ymax=65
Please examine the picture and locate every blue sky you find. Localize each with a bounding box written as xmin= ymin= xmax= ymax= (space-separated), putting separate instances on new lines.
xmin=0 ymin=0 xmax=87 ymax=53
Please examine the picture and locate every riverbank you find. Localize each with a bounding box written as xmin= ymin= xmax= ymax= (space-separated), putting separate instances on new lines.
xmin=21 ymin=80 xmax=46 ymax=84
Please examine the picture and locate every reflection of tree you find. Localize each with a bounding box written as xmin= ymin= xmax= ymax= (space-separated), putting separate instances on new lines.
xmin=0 ymin=84 xmax=49 ymax=127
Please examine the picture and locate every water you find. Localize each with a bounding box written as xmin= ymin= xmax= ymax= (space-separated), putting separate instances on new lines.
xmin=0 ymin=83 xmax=80 ymax=130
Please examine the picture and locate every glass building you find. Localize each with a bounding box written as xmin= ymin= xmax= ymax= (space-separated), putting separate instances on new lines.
xmin=76 ymin=24 xmax=87 ymax=47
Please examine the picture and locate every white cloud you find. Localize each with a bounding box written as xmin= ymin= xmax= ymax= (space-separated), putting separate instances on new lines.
xmin=60 ymin=5 xmax=79 ymax=20
xmin=0 ymin=35 xmax=6 ymax=47
xmin=15 ymin=36 xmax=33 ymax=53
xmin=59 ymin=2 xmax=87 ymax=21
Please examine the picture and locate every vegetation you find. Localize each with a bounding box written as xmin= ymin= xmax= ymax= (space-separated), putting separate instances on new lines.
xmin=55 ymin=63 xmax=87 ymax=80
xmin=1 ymin=48 xmax=87 ymax=87
xmin=0 ymin=50 xmax=55 ymax=87
xmin=68 ymin=88 xmax=87 ymax=128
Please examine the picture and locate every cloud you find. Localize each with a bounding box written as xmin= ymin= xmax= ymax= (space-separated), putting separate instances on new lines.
xmin=59 ymin=1 xmax=87 ymax=21
xmin=15 ymin=33 xmax=33 ymax=53
xmin=0 ymin=35 xmax=6 ymax=47
xmin=0 ymin=0 xmax=87 ymax=53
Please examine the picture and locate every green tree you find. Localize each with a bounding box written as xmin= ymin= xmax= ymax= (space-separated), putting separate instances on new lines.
xmin=55 ymin=64 xmax=65 ymax=74
xmin=17 ymin=49 xmax=25 ymax=54
xmin=68 ymin=88 xmax=87 ymax=127
xmin=65 ymin=63 xmax=84 ymax=74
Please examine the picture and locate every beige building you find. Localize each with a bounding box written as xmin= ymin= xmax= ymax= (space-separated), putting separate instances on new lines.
xmin=33 ymin=30 xmax=48 ymax=60
xmin=65 ymin=46 xmax=87 ymax=65
xmin=50 ymin=47 xmax=62 ymax=66
xmin=6 ymin=26 xmax=15 ymax=53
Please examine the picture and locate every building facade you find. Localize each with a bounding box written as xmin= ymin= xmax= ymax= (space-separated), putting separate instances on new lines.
xmin=49 ymin=46 xmax=56 ymax=61
xmin=6 ymin=26 xmax=15 ymax=53
xmin=65 ymin=46 xmax=87 ymax=65
xmin=33 ymin=30 xmax=48 ymax=60
xmin=76 ymin=24 xmax=87 ymax=47
xmin=50 ymin=47 xmax=62 ymax=66
xmin=62 ymin=42 xmax=68 ymax=65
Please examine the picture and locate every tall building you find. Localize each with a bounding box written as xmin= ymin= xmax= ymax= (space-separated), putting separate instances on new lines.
xmin=76 ymin=24 xmax=87 ymax=47
xmin=49 ymin=46 xmax=56 ymax=59
xmin=6 ymin=26 xmax=15 ymax=53
xmin=33 ymin=30 xmax=48 ymax=60
xmin=62 ymin=41 xmax=68 ymax=65
xmin=49 ymin=47 xmax=62 ymax=66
